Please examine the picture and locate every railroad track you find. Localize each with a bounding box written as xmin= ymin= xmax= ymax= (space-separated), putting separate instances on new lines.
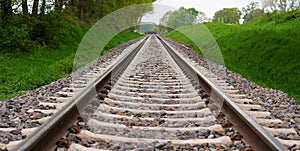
xmin=1 ymin=35 xmax=299 ymax=150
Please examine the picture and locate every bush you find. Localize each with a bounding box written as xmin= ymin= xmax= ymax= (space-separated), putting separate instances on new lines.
xmin=261 ymin=10 xmax=300 ymax=23
xmin=0 ymin=23 xmax=29 ymax=50
xmin=29 ymin=12 xmax=78 ymax=47
xmin=0 ymin=12 xmax=84 ymax=52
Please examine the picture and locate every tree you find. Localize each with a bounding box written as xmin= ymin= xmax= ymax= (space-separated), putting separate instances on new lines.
xmin=278 ymin=0 xmax=300 ymax=11
xmin=40 ymin=0 xmax=46 ymax=15
xmin=194 ymin=11 xmax=209 ymax=23
xmin=32 ymin=0 xmax=39 ymax=16
xmin=262 ymin=0 xmax=278 ymax=11
xmin=159 ymin=7 xmax=206 ymax=29
xmin=22 ymin=0 xmax=28 ymax=15
xmin=58 ymin=0 xmax=155 ymax=24
xmin=278 ymin=0 xmax=288 ymax=11
xmin=135 ymin=2 xmax=155 ymax=31
xmin=159 ymin=11 xmax=172 ymax=26
xmin=0 ymin=0 xmax=157 ymax=50
xmin=288 ymin=0 xmax=300 ymax=10
xmin=262 ymin=0 xmax=300 ymax=12
xmin=213 ymin=8 xmax=242 ymax=24
xmin=242 ymin=2 xmax=265 ymax=23
xmin=0 ymin=0 xmax=13 ymax=21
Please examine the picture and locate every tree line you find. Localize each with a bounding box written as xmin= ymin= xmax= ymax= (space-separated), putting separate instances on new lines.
xmin=0 ymin=0 xmax=155 ymax=22
xmin=213 ymin=0 xmax=300 ymax=24
xmin=262 ymin=0 xmax=300 ymax=12
xmin=158 ymin=1 xmax=299 ymax=32
xmin=0 ymin=0 xmax=155 ymax=51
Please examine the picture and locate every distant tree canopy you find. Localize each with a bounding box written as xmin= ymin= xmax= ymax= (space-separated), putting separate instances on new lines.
xmin=262 ymin=0 xmax=300 ymax=12
xmin=159 ymin=7 xmax=207 ymax=29
xmin=213 ymin=8 xmax=242 ymax=24
xmin=242 ymin=2 xmax=266 ymax=23
xmin=212 ymin=1 xmax=300 ymax=24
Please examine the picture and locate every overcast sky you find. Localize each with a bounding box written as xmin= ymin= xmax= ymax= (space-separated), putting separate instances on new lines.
xmin=142 ymin=0 xmax=262 ymax=24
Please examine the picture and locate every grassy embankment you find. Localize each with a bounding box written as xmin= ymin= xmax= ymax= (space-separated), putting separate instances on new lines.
xmin=0 ymin=29 xmax=143 ymax=100
xmin=164 ymin=13 xmax=300 ymax=103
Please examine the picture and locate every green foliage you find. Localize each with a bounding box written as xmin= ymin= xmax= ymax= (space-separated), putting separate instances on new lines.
xmin=272 ymin=9 xmax=300 ymax=23
xmin=103 ymin=30 xmax=143 ymax=53
xmin=0 ymin=0 xmax=153 ymax=100
xmin=213 ymin=8 xmax=242 ymax=24
xmin=242 ymin=2 xmax=265 ymax=23
xmin=262 ymin=0 xmax=300 ymax=12
xmin=159 ymin=7 xmax=204 ymax=29
xmin=0 ymin=45 xmax=76 ymax=99
xmin=0 ymin=23 xmax=28 ymax=49
xmin=164 ymin=16 xmax=300 ymax=103
xmin=163 ymin=27 xmax=200 ymax=53
xmin=0 ymin=30 xmax=142 ymax=100
xmin=65 ymin=0 xmax=155 ymax=24
xmin=32 ymin=12 xmax=85 ymax=47
xmin=0 ymin=0 xmax=155 ymax=52
xmin=0 ymin=12 xmax=85 ymax=51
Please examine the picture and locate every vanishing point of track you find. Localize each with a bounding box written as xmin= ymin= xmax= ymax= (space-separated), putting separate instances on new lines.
xmin=2 ymin=35 xmax=299 ymax=150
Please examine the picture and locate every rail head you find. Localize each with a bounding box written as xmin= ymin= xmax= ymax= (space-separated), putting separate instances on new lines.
xmin=13 ymin=35 xmax=287 ymax=151
xmin=13 ymin=36 xmax=149 ymax=151
xmin=157 ymin=36 xmax=287 ymax=151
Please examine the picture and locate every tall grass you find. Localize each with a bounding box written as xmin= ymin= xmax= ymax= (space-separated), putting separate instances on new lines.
xmin=164 ymin=19 xmax=300 ymax=103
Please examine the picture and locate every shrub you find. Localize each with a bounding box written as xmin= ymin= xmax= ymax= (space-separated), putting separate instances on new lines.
xmin=0 ymin=24 xmax=28 ymax=50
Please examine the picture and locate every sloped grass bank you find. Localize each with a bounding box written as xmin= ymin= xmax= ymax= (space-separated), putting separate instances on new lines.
xmin=0 ymin=30 xmax=142 ymax=100
xmin=165 ymin=20 xmax=300 ymax=103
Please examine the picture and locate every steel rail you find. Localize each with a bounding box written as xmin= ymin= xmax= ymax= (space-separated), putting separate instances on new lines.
xmin=13 ymin=36 xmax=149 ymax=151
xmin=13 ymin=35 xmax=287 ymax=151
xmin=157 ymin=36 xmax=287 ymax=151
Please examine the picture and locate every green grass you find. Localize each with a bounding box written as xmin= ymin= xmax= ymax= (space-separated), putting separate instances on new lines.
xmin=164 ymin=20 xmax=300 ymax=103
xmin=103 ymin=30 xmax=144 ymax=52
xmin=0 ymin=30 xmax=142 ymax=100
